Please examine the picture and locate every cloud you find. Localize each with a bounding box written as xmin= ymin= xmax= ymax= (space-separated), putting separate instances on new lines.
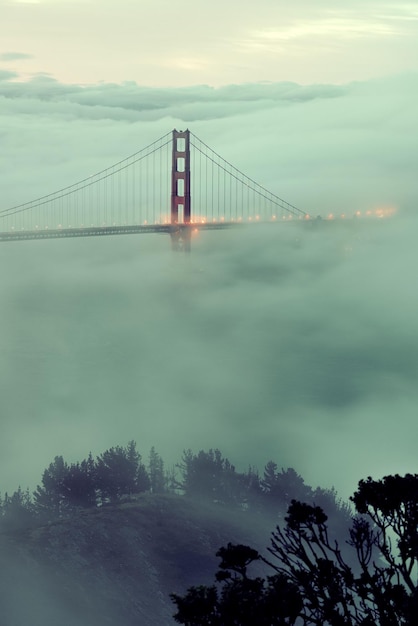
xmin=0 ymin=51 xmax=33 ymax=61
xmin=2 ymin=0 xmax=418 ymax=86
xmin=0 ymin=69 xmax=19 ymax=80
xmin=247 ymin=16 xmax=398 ymax=50
xmin=0 ymin=74 xmax=345 ymax=120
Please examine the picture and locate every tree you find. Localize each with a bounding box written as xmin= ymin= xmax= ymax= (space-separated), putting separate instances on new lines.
xmin=239 ymin=465 xmax=263 ymax=513
xmin=33 ymin=455 xmax=69 ymax=517
xmin=60 ymin=455 xmax=97 ymax=509
xmin=95 ymin=441 xmax=149 ymax=503
xmin=148 ymin=446 xmax=166 ymax=493
xmin=177 ymin=449 xmax=242 ymax=506
xmin=172 ymin=544 xmax=302 ymax=626
xmin=171 ymin=473 xmax=418 ymax=625
xmin=261 ymin=463 xmax=312 ymax=511
xmin=33 ymin=443 xmax=151 ymax=516
xmin=33 ymin=454 xmax=97 ymax=516
xmin=0 ymin=487 xmax=36 ymax=530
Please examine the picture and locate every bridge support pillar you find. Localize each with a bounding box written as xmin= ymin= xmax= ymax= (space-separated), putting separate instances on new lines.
xmin=171 ymin=129 xmax=191 ymax=225
xmin=171 ymin=128 xmax=191 ymax=252
xmin=170 ymin=225 xmax=191 ymax=253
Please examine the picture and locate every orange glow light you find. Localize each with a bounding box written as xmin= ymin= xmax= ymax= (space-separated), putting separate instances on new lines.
xmin=374 ymin=206 xmax=396 ymax=218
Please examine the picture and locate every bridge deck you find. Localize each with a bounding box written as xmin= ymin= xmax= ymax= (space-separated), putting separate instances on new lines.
xmin=0 ymin=222 xmax=240 ymax=242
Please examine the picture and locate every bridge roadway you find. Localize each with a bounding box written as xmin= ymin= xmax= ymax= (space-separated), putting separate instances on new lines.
xmin=0 ymin=222 xmax=240 ymax=242
xmin=0 ymin=217 xmax=362 ymax=243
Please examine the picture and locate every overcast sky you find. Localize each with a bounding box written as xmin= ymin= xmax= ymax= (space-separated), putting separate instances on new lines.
xmin=1 ymin=0 xmax=418 ymax=503
xmin=2 ymin=0 xmax=418 ymax=86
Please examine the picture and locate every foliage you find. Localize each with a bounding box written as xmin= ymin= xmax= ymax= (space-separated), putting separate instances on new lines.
xmin=95 ymin=440 xmax=150 ymax=504
xmin=261 ymin=463 xmax=315 ymax=521
xmin=177 ymin=449 xmax=264 ymax=509
xmin=172 ymin=543 xmax=303 ymax=626
xmin=0 ymin=487 xmax=36 ymax=530
xmin=261 ymin=463 xmax=312 ymax=504
xmin=33 ymin=455 xmax=73 ymax=516
xmin=177 ymin=449 xmax=240 ymax=504
xmin=1 ymin=445 xmax=352 ymax=542
xmin=148 ymin=446 xmax=166 ymax=494
xmin=171 ymin=473 xmax=418 ymax=626
xmin=31 ymin=441 xmax=151 ymax=518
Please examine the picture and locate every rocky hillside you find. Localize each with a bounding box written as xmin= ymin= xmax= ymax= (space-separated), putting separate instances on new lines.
xmin=0 ymin=493 xmax=273 ymax=626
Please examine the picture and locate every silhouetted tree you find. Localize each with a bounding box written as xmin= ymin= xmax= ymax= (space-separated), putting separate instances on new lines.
xmin=351 ymin=473 xmax=418 ymax=621
xmin=172 ymin=473 xmax=418 ymax=625
xmin=33 ymin=454 xmax=97 ymax=516
xmin=239 ymin=465 xmax=264 ymax=512
xmin=312 ymin=485 xmax=354 ymax=561
xmin=261 ymin=462 xmax=312 ymax=511
xmin=33 ymin=443 xmax=151 ymax=516
xmin=95 ymin=441 xmax=149 ymax=503
xmin=0 ymin=487 xmax=35 ymax=530
xmin=172 ymin=543 xmax=302 ymax=625
xmin=178 ymin=449 xmax=242 ymax=505
xmin=61 ymin=455 xmax=97 ymax=509
xmin=165 ymin=464 xmax=180 ymax=494
xmin=148 ymin=446 xmax=166 ymax=493
xmin=33 ymin=455 xmax=70 ymax=517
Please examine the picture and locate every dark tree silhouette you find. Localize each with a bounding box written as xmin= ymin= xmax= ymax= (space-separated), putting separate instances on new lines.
xmin=95 ymin=440 xmax=149 ymax=503
xmin=33 ymin=454 xmax=97 ymax=515
xmin=60 ymin=456 xmax=97 ymax=509
xmin=148 ymin=446 xmax=166 ymax=493
xmin=177 ymin=449 xmax=241 ymax=505
xmin=172 ymin=543 xmax=302 ymax=626
xmin=0 ymin=487 xmax=35 ymax=530
xmin=33 ymin=441 xmax=150 ymax=517
xmin=33 ymin=455 xmax=70 ymax=516
xmin=261 ymin=463 xmax=312 ymax=510
xmin=171 ymin=473 xmax=418 ymax=626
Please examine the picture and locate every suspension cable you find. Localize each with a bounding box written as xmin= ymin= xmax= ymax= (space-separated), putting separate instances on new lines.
xmin=190 ymin=132 xmax=306 ymax=217
xmin=0 ymin=132 xmax=172 ymax=218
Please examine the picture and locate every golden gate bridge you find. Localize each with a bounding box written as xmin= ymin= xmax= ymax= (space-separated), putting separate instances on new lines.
xmin=0 ymin=128 xmax=310 ymax=251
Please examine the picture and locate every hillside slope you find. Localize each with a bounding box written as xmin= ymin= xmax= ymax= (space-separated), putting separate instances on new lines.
xmin=0 ymin=494 xmax=272 ymax=626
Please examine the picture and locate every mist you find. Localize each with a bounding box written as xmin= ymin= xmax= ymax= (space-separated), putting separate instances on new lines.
xmin=1 ymin=212 xmax=417 ymax=501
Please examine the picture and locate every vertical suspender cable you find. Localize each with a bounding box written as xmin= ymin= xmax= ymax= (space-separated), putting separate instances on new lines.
xmin=146 ymin=153 xmax=149 ymax=225
xmin=152 ymin=144 xmax=154 ymax=224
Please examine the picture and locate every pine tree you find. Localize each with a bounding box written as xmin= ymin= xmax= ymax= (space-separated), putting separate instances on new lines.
xmin=95 ymin=441 xmax=149 ymax=503
xmin=1 ymin=487 xmax=35 ymax=530
xmin=33 ymin=455 xmax=69 ymax=517
xmin=148 ymin=447 xmax=166 ymax=493
xmin=177 ymin=449 xmax=241 ymax=505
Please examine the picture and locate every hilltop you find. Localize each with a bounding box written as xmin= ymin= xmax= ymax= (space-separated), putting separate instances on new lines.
xmin=0 ymin=444 xmax=352 ymax=625
xmin=0 ymin=493 xmax=273 ymax=626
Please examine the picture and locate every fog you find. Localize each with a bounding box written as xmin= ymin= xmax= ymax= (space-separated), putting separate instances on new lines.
xmin=1 ymin=215 xmax=417 ymax=501
xmin=1 ymin=72 xmax=417 ymax=502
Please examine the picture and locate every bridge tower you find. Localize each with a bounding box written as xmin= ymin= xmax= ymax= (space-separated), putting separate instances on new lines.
xmin=171 ymin=129 xmax=191 ymax=251
xmin=171 ymin=129 xmax=191 ymax=224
